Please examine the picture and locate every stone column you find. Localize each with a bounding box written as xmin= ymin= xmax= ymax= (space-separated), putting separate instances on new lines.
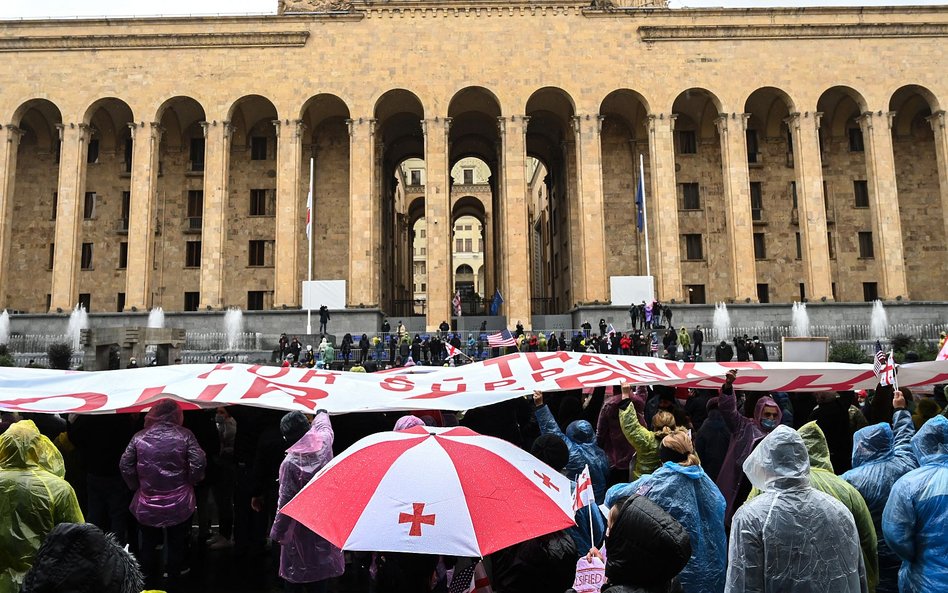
xmin=273 ymin=119 xmax=305 ymax=308
xmin=498 ymin=115 xmax=531 ymax=328
xmin=50 ymin=123 xmax=91 ymax=312
xmin=571 ymin=114 xmax=609 ymax=305
xmin=787 ymin=112 xmax=834 ymax=301
xmin=0 ymin=125 xmax=23 ymax=309
xmin=124 ymin=121 xmax=162 ymax=311
xmin=716 ymin=113 xmax=758 ymax=302
xmin=482 ymin=212 xmax=494 ymax=305
xmin=423 ymin=117 xmax=451 ymax=330
xmin=347 ymin=117 xmax=378 ymax=308
xmin=198 ymin=120 xmax=233 ymax=310
xmin=927 ymin=111 xmax=948 ymax=256
xmin=858 ymin=111 xmax=909 ymax=299
xmin=646 ymin=114 xmax=683 ymax=301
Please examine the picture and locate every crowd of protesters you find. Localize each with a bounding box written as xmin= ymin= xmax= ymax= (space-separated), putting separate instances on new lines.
xmin=2 ymin=361 xmax=948 ymax=591
xmin=274 ymin=312 xmax=766 ymax=372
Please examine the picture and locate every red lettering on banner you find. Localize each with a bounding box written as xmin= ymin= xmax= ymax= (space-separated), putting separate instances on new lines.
xmin=380 ymin=376 xmax=416 ymax=392
xmin=240 ymin=376 xmax=329 ymax=410
xmin=247 ymin=364 xmax=289 ymax=379
xmin=197 ymin=363 xmax=234 ymax=380
xmin=115 ymin=386 xmax=168 ymax=413
xmin=298 ymin=369 xmax=337 ymax=385
xmin=643 ymin=362 xmax=715 ymax=382
xmin=771 ymin=372 xmax=872 ymax=392
xmin=482 ymin=354 xmax=520 ymax=379
xmin=524 ymin=351 xmax=572 ymax=371
xmin=2 ymin=392 xmax=108 ymax=413
xmin=531 ymin=367 xmax=564 ymax=383
xmin=407 ymin=381 xmax=467 ymax=400
xmin=195 ymin=384 xmax=227 ymax=402
xmin=485 ymin=379 xmax=521 ymax=391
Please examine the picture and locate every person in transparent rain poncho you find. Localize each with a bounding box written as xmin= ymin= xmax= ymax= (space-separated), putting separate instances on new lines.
xmin=882 ymin=414 xmax=948 ymax=593
xmin=725 ymin=425 xmax=868 ymax=593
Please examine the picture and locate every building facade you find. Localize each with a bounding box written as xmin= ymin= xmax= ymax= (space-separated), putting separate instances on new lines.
xmin=0 ymin=0 xmax=946 ymax=330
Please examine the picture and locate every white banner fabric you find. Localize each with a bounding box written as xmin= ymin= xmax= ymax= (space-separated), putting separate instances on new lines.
xmin=1 ymin=352 xmax=947 ymax=415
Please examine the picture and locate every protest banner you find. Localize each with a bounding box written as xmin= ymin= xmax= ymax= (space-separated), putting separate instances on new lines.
xmin=2 ymin=352 xmax=947 ymax=415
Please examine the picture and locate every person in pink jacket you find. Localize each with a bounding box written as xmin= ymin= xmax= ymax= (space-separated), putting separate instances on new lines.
xmin=270 ymin=411 xmax=345 ymax=592
xmin=120 ymin=398 xmax=206 ymax=589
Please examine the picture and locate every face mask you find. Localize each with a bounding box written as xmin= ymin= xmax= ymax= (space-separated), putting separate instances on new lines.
xmin=760 ymin=418 xmax=777 ymax=431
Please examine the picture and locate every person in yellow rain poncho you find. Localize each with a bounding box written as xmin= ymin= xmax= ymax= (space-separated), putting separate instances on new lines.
xmin=747 ymin=420 xmax=879 ymax=592
xmin=0 ymin=420 xmax=83 ymax=592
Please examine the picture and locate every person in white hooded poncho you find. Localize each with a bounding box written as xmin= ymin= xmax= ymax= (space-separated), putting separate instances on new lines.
xmin=725 ymin=425 xmax=868 ymax=593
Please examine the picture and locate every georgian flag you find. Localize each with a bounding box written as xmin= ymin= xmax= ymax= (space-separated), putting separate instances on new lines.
xmin=937 ymin=339 xmax=948 ymax=361
xmin=305 ymin=186 xmax=312 ymax=240
xmin=572 ymin=464 xmax=594 ymax=512
xmin=446 ymin=342 xmax=462 ymax=359
xmin=453 ymin=290 xmax=462 ymax=317
xmin=879 ymin=351 xmax=897 ymax=387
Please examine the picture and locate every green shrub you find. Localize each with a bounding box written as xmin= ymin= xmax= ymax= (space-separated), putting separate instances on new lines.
xmin=829 ymin=341 xmax=870 ymax=364
xmin=47 ymin=342 xmax=73 ymax=370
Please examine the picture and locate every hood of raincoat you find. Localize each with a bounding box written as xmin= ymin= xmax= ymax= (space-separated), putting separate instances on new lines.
xmin=753 ymin=395 xmax=783 ymax=430
xmin=0 ymin=420 xmax=65 ymax=477
xmin=566 ymin=419 xmax=596 ymax=445
xmin=851 ymin=422 xmax=895 ymax=468
xmin=394 ymin=415 xmax=425 ymax=431
xmin=144 ymin=398 xmax=183 ymax=428
xmin=605 ymin=494 xmax=692 ymax=587
xmin=742 ymin=425 xmax=810 ymax=492
xmin=912 ymin=414 xmax=948 ymax=466
xmin=798 ymin=421 xmax=834 ymax=472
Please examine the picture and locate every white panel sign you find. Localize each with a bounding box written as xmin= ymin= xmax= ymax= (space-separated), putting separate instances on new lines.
xmin=303 ymin=280 xmax=346 ymax=310
xmin=610 ymin=276 xmax=655 ymax=306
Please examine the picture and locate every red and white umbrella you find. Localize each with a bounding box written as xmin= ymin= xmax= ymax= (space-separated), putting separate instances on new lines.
xmin=279 ymin=425 xmax=575 ymax=557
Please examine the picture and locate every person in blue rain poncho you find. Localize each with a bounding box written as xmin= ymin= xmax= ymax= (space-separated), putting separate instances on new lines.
xmin=882 ymin=414 xmax=948 ymax=593
xmin=604 ymin=430 xmax=727 ymax=593
xmin=533 ymin=390 xmax=609 ymax=503
xmin=843 ymin=390 xmax=917 ymax=593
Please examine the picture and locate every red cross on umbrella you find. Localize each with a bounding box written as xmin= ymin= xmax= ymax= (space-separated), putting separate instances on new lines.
xmin=279 ymin=426 xmax=574 ymax=556
xmin=399 ymin=502 xmax=436 ymax=536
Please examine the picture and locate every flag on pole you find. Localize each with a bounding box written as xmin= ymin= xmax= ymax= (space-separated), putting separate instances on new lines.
xmin=572 ymin=464 xmax=594 ymax=512
xmin=879 ymin=351 xmax=896 ymax=387
xmin=937 ymin=339 xmax=948 ymax=361
xmin=449 ymin=560 xmax=493 ymax=593
xmin=453 ymin=290 xmax=462 ymax=317
xmin=490 ymin=289 xmax=504 ymax=316
xmin=634 ymin=166 xmax=646 ymax=232
xmin=872 ymin=349 xmax=887 ymax=377
xmin=487 ymin=329 xmax=517 ymax=348
xmin=305 ymin=178 xmax=313 ymax=240
xmin=445 ymin=342 xmax=462 ymax=359
xmin=606 ymin=323 xmax=616 ymax=336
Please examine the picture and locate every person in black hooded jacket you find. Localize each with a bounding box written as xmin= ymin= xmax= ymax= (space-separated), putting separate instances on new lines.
xmin=602 ymin=494 xmax=691 ymax=593
xmin=21 ymin=522 xmax=144 ymax=593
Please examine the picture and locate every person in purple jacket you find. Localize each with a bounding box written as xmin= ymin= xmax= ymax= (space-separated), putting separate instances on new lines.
xmin=270 ymin=411 xmax=345 ymax=593
xmin=120 ymin=398 xmax=206 ymax=589
xmin=713 ymin=370 xmax=782 ymax=527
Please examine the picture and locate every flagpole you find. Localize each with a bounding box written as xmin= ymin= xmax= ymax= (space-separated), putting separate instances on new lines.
xmin=891 ymin=350 xmax=899 ymax=391
xmin=640 ymin=153 xmax=651 ymax=278
xmin=306 ymin=156 xmax=314 ymax=335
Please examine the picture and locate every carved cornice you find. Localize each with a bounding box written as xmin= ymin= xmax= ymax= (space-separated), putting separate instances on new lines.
xmin=359 ymin=2 xmax=586 ymax=19
xmin=0 ymin=31 xmax=310 ymax=53
xmin=639 ymin=22 xmax=948 ymax=42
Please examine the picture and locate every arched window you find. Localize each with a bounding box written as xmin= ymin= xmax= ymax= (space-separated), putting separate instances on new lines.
xmin=456 ymin=264 xmax=474 ymax=275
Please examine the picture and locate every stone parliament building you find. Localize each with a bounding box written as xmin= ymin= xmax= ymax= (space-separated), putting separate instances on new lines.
xmin=0 ymin=0 xmax=946 ymax=331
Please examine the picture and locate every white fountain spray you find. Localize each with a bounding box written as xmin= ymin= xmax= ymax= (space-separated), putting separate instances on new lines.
xmin=66 ymin=304 xmax=89 ymax=351
xmin=791 ymin=301 xmax=810 ymax=337
xmin=224 ymin=307 xmax=244 ymax=351
xmin=712 ymin=302 xmax=731 ymax=343
xmin=0 ymin=309 xmax=9 ymax=346
xmin=870 ymin=300 xmax=889 ymax=341
xmin=147 ymin=306 xmax=165 ymax=329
